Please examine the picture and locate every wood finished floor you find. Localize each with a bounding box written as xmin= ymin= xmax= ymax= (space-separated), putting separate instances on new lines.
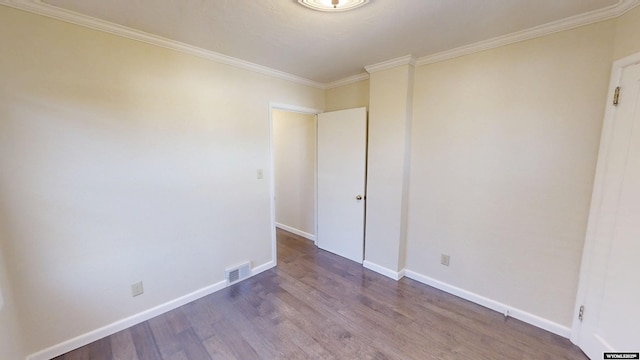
xmin=54 ymin=229 xmax=588 ymax=359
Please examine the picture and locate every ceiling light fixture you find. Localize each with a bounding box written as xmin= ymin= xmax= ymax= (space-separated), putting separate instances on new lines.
xmin=298 ymin=0 xmax=369 ymax=12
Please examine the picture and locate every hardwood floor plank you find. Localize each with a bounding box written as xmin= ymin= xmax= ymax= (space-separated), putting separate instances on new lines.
xmin=130 ymin=322 xmax=162 ymax=360
xmin=53 ymin=228 xmax=587 ymax=360
xmin=201 ymin=334 xmax=238 ymax=360
xmin=148 ymin=314 xmax=182 ymax=358
xmin=176 ymin=328 xmax=212 ymax=360
xmin=243 ymin=289 xmax=337 ymax=359
xmin=211 ymin=294 xmax=291 ymax=359
xmin=87 ymin=337 xmax=112 ymax=360
xmin=164 ymin=350 xmax=188 ymax=360
xmin=180 ymin=298 xmax=225 ymax=341
xmin=110 ymin=328 xmax=140 ymax=360
xmin=209 ymin=318 xmax=262 ymax=360
xmin=274 ymin=269 xmax=426 ymax=360
xmin=233 ymin=295 xmax=310 ymax=359
xmin=164 ymin=308 xmax=192 ymax=335
xmin=260 ymin=287 xmax=370 ymax=359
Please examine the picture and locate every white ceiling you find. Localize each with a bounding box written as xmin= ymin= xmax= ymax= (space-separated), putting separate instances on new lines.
xmin=15 ymin=0 xmax=633 ymax=83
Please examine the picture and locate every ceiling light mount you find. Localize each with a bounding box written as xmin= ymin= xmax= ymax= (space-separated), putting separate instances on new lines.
xmin=298 ymin=0 xmax=369 ymax=12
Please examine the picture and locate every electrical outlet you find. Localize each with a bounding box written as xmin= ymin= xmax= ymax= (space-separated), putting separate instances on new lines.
xmin=131 ymin=281 xmax=144 ymax=297
xmin=441 ymin=254 xmax=450 ymax=267
xmin=257 ymin=169 xmax=264 ymax=179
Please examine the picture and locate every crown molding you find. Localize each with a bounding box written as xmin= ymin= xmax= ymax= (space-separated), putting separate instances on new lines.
xmin=0 ymin=0 xmax=326 ymax=89
xmin=3 ymin=0 xmax=638 ymax=88
xmin=325 ymin=72 xmax=370 ymax=89
xmin=417 ymin=0 xmax=640 ymax=66
xmin=365 ymin=55 xmax=416 ymax=74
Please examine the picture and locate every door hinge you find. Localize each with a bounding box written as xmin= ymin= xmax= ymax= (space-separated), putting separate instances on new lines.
xmin=578 ymin=305 xmax=585 ymax=321
xmin=613 ymin=87 xmax=620 ymax=106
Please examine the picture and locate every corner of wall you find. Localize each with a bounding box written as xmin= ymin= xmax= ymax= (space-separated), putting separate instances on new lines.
xmin=397 ymin=64 xmax=415 ymax=271
xmin=364 ymin=64 xmax=414 ymax=273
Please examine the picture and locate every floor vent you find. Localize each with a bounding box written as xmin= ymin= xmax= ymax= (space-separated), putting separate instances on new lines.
xmin=225 ymin=261 xmax=251 ymax=285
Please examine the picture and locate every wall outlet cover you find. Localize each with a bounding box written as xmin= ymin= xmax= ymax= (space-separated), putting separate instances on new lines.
xmin=131 ymin=281 xmax=144 ymax=297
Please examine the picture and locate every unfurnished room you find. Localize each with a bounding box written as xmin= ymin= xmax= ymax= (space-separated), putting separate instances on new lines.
xmin=1 ymin=0 xmax=639 ymax=359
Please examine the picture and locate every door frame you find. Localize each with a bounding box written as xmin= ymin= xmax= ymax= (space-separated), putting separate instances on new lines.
xmin=268 ymin=102 xmax=322 ymax=266
xmin=570 ymin=50 xmax=640 ymax=346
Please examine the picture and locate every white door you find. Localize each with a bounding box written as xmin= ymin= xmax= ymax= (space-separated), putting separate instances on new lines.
xmin=317 ymin=107 xmax=367 ymax=263
xmin=573 ymin=58 xmax=640 ymax=358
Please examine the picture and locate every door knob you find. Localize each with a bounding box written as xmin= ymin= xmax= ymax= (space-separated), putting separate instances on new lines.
xmin=356 ymin=195 xmax=363 ymax=200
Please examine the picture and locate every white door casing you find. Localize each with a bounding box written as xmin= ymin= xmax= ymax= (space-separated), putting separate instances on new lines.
xmin=317 ymin=107 xmax=367 ymax=263
xmin=572 ymin=54 xmax=640 ymax=357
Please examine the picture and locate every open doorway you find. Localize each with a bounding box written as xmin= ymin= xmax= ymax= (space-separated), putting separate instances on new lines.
xmin=269 ymin=103 xmax=321 ymax=266
xmin=272 ymin=108 xmax=318 ymax=242
xmin=269 ymin=104 xmax=368 ymax=267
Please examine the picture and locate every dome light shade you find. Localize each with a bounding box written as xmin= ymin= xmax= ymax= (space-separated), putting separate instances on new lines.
xmin=298 ymin=0 xmax=369 ymax=12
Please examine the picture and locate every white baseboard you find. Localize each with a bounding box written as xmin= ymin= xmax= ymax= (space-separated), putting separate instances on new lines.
xmin=275 ymin=223 xmax=316 ymax=242
xmin=250 ymin=260 xmax=276 ymax=277
xmin=363 ymin=260 xmax=406 ymax=281
xmin=403 ymin=269 xmax=571 ymax=339
xmin=27 ymin=260 xmax=276 ymax=360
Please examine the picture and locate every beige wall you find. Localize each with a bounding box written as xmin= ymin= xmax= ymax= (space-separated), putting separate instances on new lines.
xmin=0 ymin=238 xmax=25 ymax=360
xmin=0 ymin=5 xmax=323 ymax=356
xmin=3 ymin=1 xmax=640 ymax=357
xmin=286 ymin=9 xmax=639 ymax=331
xmin=325 ymin=80 xmax=370 ymax=111
xmin=273 ymin=110 xmax=317 ymax=237
xmin=613 ymin=6 xmax=640 ymax=60
xmin=406 ymin=20 xmax=616 ymax=327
